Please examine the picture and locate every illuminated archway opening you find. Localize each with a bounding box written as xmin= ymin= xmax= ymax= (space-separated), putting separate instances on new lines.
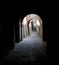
xmin=22 ymin=13 xmax=43 ymax=40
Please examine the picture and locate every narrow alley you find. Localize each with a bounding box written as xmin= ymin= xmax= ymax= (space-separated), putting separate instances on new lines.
xmin=0 ymin=32 xmax=47 ymax=65
xmin=0 ymin=2 xmax=48 ymax=65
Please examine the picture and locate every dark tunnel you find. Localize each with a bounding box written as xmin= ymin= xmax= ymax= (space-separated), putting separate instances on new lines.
xmin=0 ymin=2 xmax=48 ymax=65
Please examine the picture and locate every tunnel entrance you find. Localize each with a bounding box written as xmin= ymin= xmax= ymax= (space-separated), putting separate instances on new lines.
xmin=14 ymin=13 xmax=47 ymax=62
xmin=19 ymin=13 xmax=43 ymax=41
xmin=0 ymin=13 xmax=47 ymax=63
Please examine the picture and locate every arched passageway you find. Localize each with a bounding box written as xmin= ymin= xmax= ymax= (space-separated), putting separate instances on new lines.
xmin=21 ymin=14 xmax=43 ymax=41
xmin=0 ymin=13 xmax=47 ymax=64
xmin=0 ymin=1 xmax=48 ymax=64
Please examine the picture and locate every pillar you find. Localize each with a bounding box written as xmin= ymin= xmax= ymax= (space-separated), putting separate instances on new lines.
xmin=26 ymin=24 xmax=28 ymax=37
xmin=27 ymin=23 xmax=30 ymax=35
xmin=21 ymin=22 xmax=23 ymax=41
xmin=39 ymin=21 xmax=43 ymax=39
xmin=29 ymin=22 xmax=32 ymax=34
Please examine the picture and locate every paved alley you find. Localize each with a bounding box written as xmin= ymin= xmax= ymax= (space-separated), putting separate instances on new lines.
xmin=0 ymin=32 xmax=47 ymax=65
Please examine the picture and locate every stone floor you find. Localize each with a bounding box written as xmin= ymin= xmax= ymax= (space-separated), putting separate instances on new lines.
xmin=0 ymin=32 xmax=47 ymax=65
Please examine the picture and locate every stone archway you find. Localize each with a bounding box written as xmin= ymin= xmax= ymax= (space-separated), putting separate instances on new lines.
xmin=15 ymin=12 xmax=47 ymax=43
xmin=21 ymin=13 xmax=43 ymax=40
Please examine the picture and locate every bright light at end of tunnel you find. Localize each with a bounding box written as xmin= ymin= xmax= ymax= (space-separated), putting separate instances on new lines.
xmin=36 ymin=20 xmax=40 ymax=26
xmin=34 ymin=23 xmax=36 ymax=26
